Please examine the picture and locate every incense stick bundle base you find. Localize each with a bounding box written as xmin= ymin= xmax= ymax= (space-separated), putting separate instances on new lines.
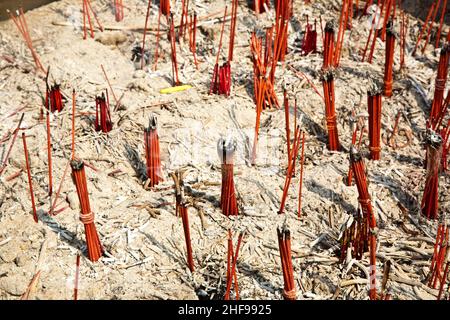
xmin=144 ymin=115 xmax=163 ymax=188
xmin=321 ymin=69 xmax=340 ymax=151
xmin=430 ymin=45 xmax=450 ymax=126
xmin=350 ymin=147 xmax=377 ymax=300
xmin=49 ymin=84 xmax=64 ymax=113
xmin=383 ymin=21 xmax=395 ymax=97
xmin=340 ymin=209 xmax=369 ymax=262
xmin=71 ymin=160 xmax=103 ymax=262
xmin=421 ymin=131 xmax=443 ymax=220
xmin=218 ymin=138 xmax=238 ymax=216
xmin=277 ymin=226 xmax=296 ymax=300
xmin=368 ymin=85 xmax=383 ymax=160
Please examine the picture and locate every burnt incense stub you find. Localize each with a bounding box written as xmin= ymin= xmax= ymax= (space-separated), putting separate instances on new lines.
xmin=217 ymin=137 xmax=237 ymax=164
xmin=70 ymin=159 xmax=84 ymax=171
xmin=426 ymin=130 xmax=443 ymax=150
xmin=325 ymin=20 xmax=336 ymax=33
xmin=145 ymin=114 xmax=158 ymax=132
xmin=350 ymin=146 xmax=363 ymax=163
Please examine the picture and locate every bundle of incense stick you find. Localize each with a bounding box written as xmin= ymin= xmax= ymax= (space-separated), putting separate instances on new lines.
xmin=322 ymin=21 xmax=335 ymax=69
xmin=224 ymin=230 xmax=244 ymax=300
xmin=49 ymin=84 xmax=64 ymax=113
xmin=421 ymin=130 xmax=443 ymax=220
xmin=300 ymin=17 xmax=317 ymax=56
xmin=350 ymin=146 xmax=377 ymax=300
xmin=171 ymin=171 xmax=194 ymax=272
xmin=94 ymin=92 xmax=113 ymax=133
xmin=71 ymin=160 xmax=103 ymax=262
xmin=228 ymin=0 xmax=239 ymax=62
xmin=430 ymin=44 xmax=450 ymax=127
xmin=252 ymin=0 xmax=269 ymax=14
xmin=339 ymin=209 xmax=369 ymax=262
xmin=368 ymin=84 xmax=383 ymax=160
xmin=250 ymin=29 xmax=280 ymax=110
xmin=144 ymin=115 xmax=163 ymax=188
xmin=383 ymin=21 xmax=395 ymax=97
xmin=321 ymin=69 xmax=341 ymax=151
xmin=366 ymin=0 xmax=395 ymax=64
xmin=428 ymin=216 xmax=449 ymax=297
xmin=346 ymin=122 xmax=366 ymax=185
xmin=188 ymin=13 xmax=198 ymax=68
xmin=209 ymin=8 xmax=228 ymax=95
xmin=279 ymin=126 xmax=302 ymax=214
xmin=168 ymin=14 xmax=181 ymax=86
xmin=334 ymin=0 xmax=352 ymax=67
xmin=160 ymin=0 xmax=171 ymax=16
xmin=277 ymin=226 xmax=296 ymax=300
xmin=22 ymin=132 xmax=38 ymax=223
xmin=7 ymin=9 xmax=45 ymax=73
xmin=272 ymin=0 xmax=291 ymax=64
xmin=217 ymin=138 xmax=238 ymax=216
xmin=179 ymin=0 xmax=189 ymax=40
xmin=441 ymin=119 xmax=450 ymax=172
xmin=114 ymin=0 xmax=124 ymax=22
xmin=82 ymin=0 xmax=104 ymax=40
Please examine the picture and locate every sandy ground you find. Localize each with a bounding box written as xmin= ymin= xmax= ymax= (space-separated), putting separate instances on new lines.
xmin=0 ymin=0 xmax=449 ymax=300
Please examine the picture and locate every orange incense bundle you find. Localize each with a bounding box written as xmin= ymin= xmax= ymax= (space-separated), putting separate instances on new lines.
xmin=228 ymin=0 xmax=239 ymax=62
xmin=179 ymin=0 xmax=189 ymax=40
xmin=224 ymin=230 xmax=244 ymax=300
xmin=49 ymin=84 xmax=64 ymax=113
xmin=209 ymin=7 xmax=228 ymax=95
xmin=144 ymin=115 xmax=163 ymax=188
xmin=71 ymin=160 xmax=103 ymax=262
xmin=168 ymin=14 xmax=181 ymax=86
xmin=340 ymin=209 xmax=369 ymax=262
xmin=300 ymin=16 xmax=317 ymax=56
xmin=277 ymin=226 xmax=296 ymax=300
xmin=217 ymin=137 xmax=238 ymax=216
xmin=421 ymin=130 xmax=443 ymax=220
xmin=322 ymin=21 xmax=335 ymax=69
xmin=321 ymin=69 xmax=340 ymax=151
xmin=368 ymin=85 xmax=383 ymax=160
xmin=334 ymin=0 xmax=351 ymax=67
xmin=188 ymin=13 xmax=199 ymax=68
xmin=94 ymin=92 xmax=113 ymax=133
xmin=350 ymin=147 xmax=377 ymax=300
xmin=383 ymin=21 xmax=395 ymax=97
xmin=272 ymin=0 xmax=291 ymax=63
xmin=428 ymin=216 xmax=449 ymax=297
xmin=430 ymin=44 xmax=450 ymax=127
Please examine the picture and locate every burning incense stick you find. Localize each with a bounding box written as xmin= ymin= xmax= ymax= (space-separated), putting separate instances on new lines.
xmin=277 ymin=226 xmax=296 ymax=300
xmin=71 ymin=160 xmax=103 ymax=262
xmin=22 ymin=132 xmax=38 ymax=223
xmin=217 ymin=137 xmax=239 ymax=216
xmin=368 ymin=84 xmax=383 ymax=160
xmin=384 ymin=21 xmax=396 ymax=98
xmin=421 ymin=130 xmax=443 ymax=220
xmin=350 ymin=146 xmax=377 ymax=300
xmin=144 ymin=115 xmax=163 ymax=188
